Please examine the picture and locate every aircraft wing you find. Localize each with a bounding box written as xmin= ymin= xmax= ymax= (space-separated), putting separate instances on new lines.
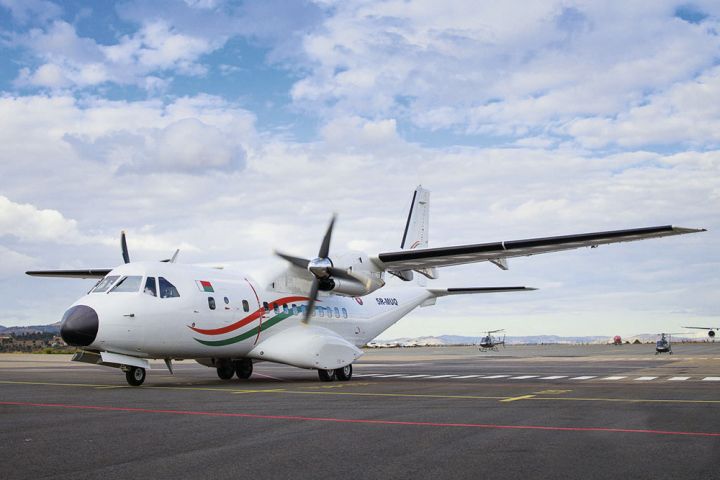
xmin=683 ymin=326 xmax=719 ymax=330
xmin=375 ymin=225 xmax=704 ymax=271
xmin=25 ymin=269 xmax=112 ymax=279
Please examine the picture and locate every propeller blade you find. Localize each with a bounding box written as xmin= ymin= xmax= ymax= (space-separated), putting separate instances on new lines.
xmin=327 ymin=266 xmax=357 ymax=281
xmin=121 ymin=231 xmax=130 ymax=264
xmin=318 ymin=214 xmax=336 ymax=258
xmin=275 ymin=251 xmax=311 ymax=270
xmin=303 ymin=278 xmax=321 ymax=324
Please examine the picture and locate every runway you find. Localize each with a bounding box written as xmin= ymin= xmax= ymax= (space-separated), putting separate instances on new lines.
xmin=2 ymin=344 xmax=719 ymax=479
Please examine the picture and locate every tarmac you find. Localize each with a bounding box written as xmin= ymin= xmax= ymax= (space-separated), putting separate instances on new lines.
xmin=1 ymin=343 xmax=719 ymax=480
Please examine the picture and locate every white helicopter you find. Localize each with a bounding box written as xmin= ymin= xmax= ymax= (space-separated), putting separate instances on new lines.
xmin=27 ymin=186 xmax=704 ymax=386
xmin=478 ymin=329 xmax=506 ymax=352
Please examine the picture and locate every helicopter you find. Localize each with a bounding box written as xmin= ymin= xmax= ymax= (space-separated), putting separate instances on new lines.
xmin=478 ymin=330 xmax=506 ymax=352
xmin=655 ymin=332 xmax=686 ymax=354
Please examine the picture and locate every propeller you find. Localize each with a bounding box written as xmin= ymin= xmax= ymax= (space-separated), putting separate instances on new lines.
xmin=121 ymin=231 xmax=130 ymax=264
xmin=119 ymin=231 xmax=180 ymax=264
xmin=275 ymin=215 xmax=363 ymax=324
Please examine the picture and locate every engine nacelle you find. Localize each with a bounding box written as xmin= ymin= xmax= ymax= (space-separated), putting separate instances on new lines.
xmin=319 ymin=275 xmax=385 ymax=296
xmin=709 ymin=330 xmax=716 ymax=338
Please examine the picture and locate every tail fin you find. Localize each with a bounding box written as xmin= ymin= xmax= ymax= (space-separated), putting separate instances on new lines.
xmin=401 ymin=185 xmax=430 ymax=250
xmin=400 ymin=186 xmax=437 ymax=281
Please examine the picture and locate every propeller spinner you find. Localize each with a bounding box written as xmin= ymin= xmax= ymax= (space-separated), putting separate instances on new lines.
xmin=276 ymin=215 xmax=365 ymax=324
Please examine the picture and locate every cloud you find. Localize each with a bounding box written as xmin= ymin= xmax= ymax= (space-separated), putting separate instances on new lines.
xmin=0 ymin=195 xmax=82 ymax=243
xmin=13 ymin=19 xmax=217 ymax=91
xmin=0 ymin=0 xmax=62 ymax=25
xmin=290 ymin=0 xmax=720 ymax=147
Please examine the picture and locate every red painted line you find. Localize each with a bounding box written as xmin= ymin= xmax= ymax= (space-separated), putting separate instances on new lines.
xmin=189 ymin=295 xmax=309 ymax=336
xmin=2 ymin=401 xmax=719 ymax=437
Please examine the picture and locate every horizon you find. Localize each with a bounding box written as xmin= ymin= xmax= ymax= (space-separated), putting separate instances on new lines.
xmin=0 ymin=1 xmax=718 ymax=336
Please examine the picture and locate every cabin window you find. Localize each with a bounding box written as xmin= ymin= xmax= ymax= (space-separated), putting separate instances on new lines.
xmin=208 ymin=297 xmax=216 ymax=310
xmin=273 ymin=304 xmax=279 ymax=314
xmin=334 ymin=307 xmax=340 ymax=318
xmin=291 ymin=304 xmax=298 ymax=315
xmin=159 ymin=277 xmax=180 ymax=298
xmin=242 ymin=300 xmax=250 ymax=312
xmin=300 ymin=305 xmax=306 ymax=315
xmin=282 ymin=304 xmax=288 ymax=314
xmin=109 ymin=276 xmax=143 ymax=293
xmin=144 ymin=277 xmax=157 ymax=297
xmin=319 ymin=307 xmax=324 ymax=317
xmin=224 ymin=297 xmax=229 ymax=304
xmin=92 ymin=275 xmax=120 ymax=293
xmin=341 ymin=308 xmax=348 ymax=318
xmin=263 ymin=301 xmax=269 ymax=311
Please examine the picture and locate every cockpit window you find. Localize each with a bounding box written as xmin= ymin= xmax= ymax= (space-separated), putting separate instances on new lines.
xmin=144 ymin=277 xmax=157 ymax=297
xmin=159 ymin=277 xmax=180 ymax=298
xmin=92 ymin=275 xmax=120 ymax=293
xmin=109 ymin=276 xmax=143 ymax=293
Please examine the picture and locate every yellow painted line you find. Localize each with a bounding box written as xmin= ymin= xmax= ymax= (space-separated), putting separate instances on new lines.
xmin=3 ymin=380 xmax=720 ymax=405
xmin=283 ymin=390 xmax=507 ymax=400
xmin=500 ymin=394 xmax=536 ymax=403
xmin=231 ymin=389 xmax=287 ymax=394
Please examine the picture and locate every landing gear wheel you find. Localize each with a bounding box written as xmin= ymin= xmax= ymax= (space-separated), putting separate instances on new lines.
xmin=335 ymin=364 xmax=352 ymax=381
xmin=234 ymin=359 xmax=253 ymax=379
xmin=318 ymin=369 xmax=336 ymax=382
xmin=217 ymin=363 xmax=235 ymax=380
xmin=125 ymin=366 xmax=146 ymax=386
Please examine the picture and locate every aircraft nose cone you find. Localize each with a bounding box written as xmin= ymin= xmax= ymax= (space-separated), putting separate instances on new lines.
xmin=60 ymin=305 xmax=99 ymax=347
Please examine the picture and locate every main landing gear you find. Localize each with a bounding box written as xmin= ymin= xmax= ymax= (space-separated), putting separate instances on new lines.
xmin=125 ymin=366 xmax=146 ymax=386
xmin=216 ymin=359 xmax=253 ymax=380
xmin=318 ymin=364 xmax=352 ymax=382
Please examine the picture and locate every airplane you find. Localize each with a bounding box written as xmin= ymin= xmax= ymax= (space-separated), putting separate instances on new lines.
xmin=26 ymin=186 xmax=705 ymax=386
xmin=681 ymin=326 xmax=719 ymax=341
xmin=478 ymin=329 xmax=506 ymax=352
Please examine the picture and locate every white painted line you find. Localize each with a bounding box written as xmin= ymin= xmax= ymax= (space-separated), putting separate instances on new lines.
xmin=482 ymin=375 xmax=510 ymax=379
xmin=452 ymin=375 xmax=481 ymax=379
xmin=373 ymin=374 xmax=404 ymax=378
xmin=668 ymin=376 xmax=690 ymax=381
xmin=635 ymin=376 xmax=657 ymax=381
xmin=570 ymin=376 xmax=597 ymax=380
xmin=353 ymin=374 xmax=383 ymax=377
xmin=603 ymin=376 xmax=627 ymax=380
xmin=540 ymin=376 xmax=567 ymax=380
xmin=424 ymin=375 xmax=458 ymax=379
xmin=510 ymin=375 xmax=538 ymax=380
xmin=702 ymin=377 xmax=720 ymax=381
xmin=399 ymin=375 xmax=430 ymax=378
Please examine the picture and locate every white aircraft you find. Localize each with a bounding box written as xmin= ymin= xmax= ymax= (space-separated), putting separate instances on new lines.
xmin=27 ymin=187 xmax=704 ymax=386
xmin=682 ymin=326 xmax=719 ymax=341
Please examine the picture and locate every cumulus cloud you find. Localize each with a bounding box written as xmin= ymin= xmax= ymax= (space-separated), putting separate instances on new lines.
xmin=290 ymin=0 xmax=720 ymax=147
xmin=12 ymin=19 xmax=217 ymax=90
xmin=0 ymin=196 xmax=82 ymax=243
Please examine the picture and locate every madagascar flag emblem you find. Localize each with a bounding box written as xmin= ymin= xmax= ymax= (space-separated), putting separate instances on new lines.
xmin=196 ymin=280 xmax=214 ymax=293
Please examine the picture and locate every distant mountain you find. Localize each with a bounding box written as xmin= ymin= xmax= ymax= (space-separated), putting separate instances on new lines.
xmin=0 ymin=323 xmax=61 ymax=335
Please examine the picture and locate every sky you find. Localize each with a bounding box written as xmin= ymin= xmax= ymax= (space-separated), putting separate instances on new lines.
xmin=0 ymin=0 xmax=718 ymax=339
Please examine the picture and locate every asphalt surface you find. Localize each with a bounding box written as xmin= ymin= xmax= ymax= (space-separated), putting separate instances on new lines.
xmin=1 ymin=344 xmax=719 ymax=480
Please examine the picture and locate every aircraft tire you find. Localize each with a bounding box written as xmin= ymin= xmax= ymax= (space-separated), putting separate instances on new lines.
xmin=125 ymin=366 xmax=146 ymax=386
xmin=335 ymin=364 xmax=352 ymax=381
xmin=318 ymin=369 xmax=335 ymax=382
xmin=217 ymin=364 xmax=235 ymax=380
xmin=234 ymin=359 xmax=253 ymax=379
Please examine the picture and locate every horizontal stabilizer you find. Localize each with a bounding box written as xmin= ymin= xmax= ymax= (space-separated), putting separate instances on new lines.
xmin=26 ymin=269 xmax=112 ymax=279
xmin=429 ymin=286 xmax=536 ymax=297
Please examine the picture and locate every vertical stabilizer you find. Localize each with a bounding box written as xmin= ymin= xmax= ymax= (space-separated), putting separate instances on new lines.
xmin=400 ymin=186 xmax=437 ymax=281
xmin=401 ymin=186 xmax=430 ymax=250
